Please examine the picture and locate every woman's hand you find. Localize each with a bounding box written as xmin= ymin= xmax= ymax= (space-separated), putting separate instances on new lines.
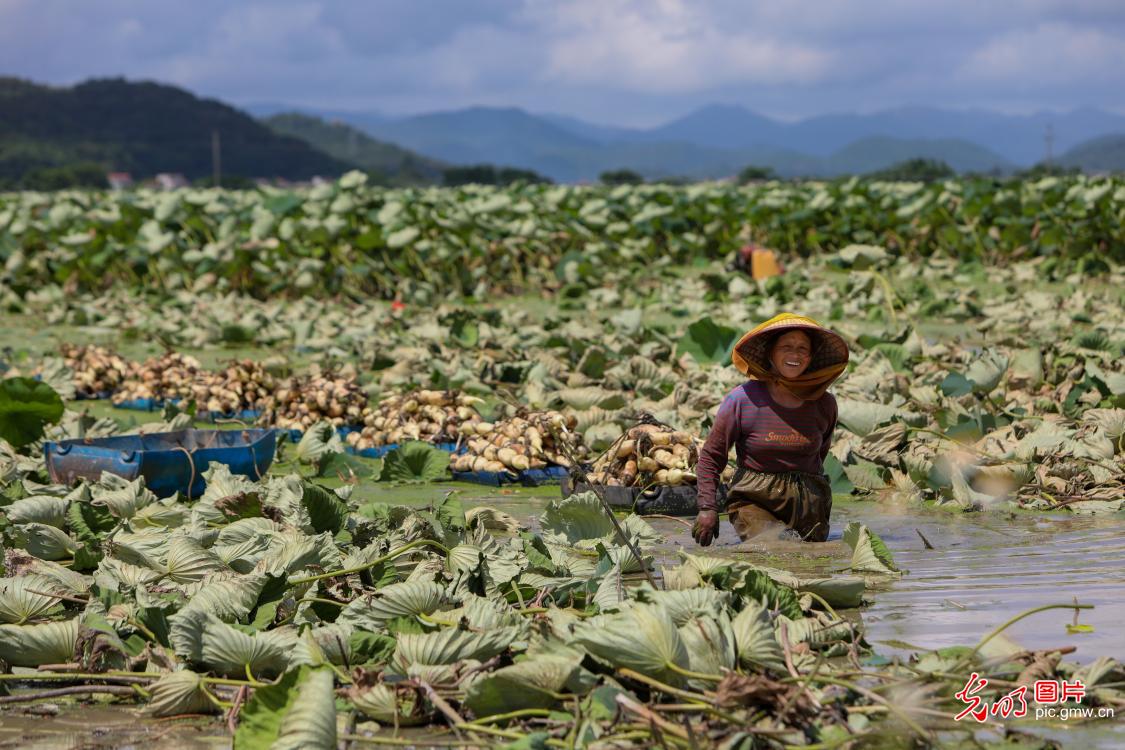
xmin=692 ymin=510 xmax=719 ymax=547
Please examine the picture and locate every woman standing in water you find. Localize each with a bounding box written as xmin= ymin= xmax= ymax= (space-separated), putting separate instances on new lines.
xmin=692 ymin=313 xmax=850 ymax=545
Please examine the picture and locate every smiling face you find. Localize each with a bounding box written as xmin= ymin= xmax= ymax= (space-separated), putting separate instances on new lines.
xmin=768 ymin=330 xmax=814 ymax=379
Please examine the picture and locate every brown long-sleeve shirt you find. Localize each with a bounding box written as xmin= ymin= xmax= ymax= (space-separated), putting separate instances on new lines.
xmin=695 ymin=381 xmax=837 ymax=512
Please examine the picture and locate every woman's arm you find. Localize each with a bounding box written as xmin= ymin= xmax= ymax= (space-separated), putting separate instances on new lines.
xmin=695 ymin=391 xmax=743 ymax=514
xmin=818 ymin=394 xmax=838 ymax=464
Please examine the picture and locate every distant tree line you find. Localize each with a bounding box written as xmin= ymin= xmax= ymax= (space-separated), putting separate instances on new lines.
xmin=442 ymin=164 xmax=552 ymax=186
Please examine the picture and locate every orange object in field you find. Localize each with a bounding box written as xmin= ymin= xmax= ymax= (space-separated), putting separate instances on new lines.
xmin=751 ymin=248 xmax=783 ymax=280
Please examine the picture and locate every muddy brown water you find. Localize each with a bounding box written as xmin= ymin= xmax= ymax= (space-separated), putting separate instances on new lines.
xmin=3 ymin=487 xmax=1122 ymax=748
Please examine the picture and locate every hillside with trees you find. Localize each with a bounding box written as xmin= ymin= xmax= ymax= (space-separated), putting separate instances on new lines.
xmin=0 ymin=77 xmax=351 ymax=187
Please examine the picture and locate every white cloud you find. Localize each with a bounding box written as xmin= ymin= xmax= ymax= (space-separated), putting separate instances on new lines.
xmin=959 ymin=22 xmax=1125 ymax=85
xmin=533 ymin=0 xmax=834 ymax=91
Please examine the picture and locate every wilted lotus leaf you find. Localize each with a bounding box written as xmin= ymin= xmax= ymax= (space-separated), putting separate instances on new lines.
xmin=235 ymin=666 xmax=336 ymax=750
xmin=94 ymin=557 xmax=164 ymax=588
xmin=391 ymin=625 xmax=521 ymax=675
xmin=91 ymin=474 xmax=155 ymax=520
xmin=465 ymin=506 xmax=521 ymax=534
xmin=836 ymin=398 xmax=916 ymax=438
xmin=679 ymin=613 xmax=736 ymax=688
xmin=290 ymin=622 xmax=354 ymax=667
xmin=163 ymin=535 xmax=228 ymax=584
xmin=266 ymin=531 xmax=343 ymax=577
xmin=963 ymin=349 xmax=1010 ymax=395
xmin=446 ymin=543 xmax=483 ymax=577
xmin=854 ymin=422 xmax=908 ymax=465
xmin=21 ymin=558 xmax=92 ymax=596
xmin=172 ymin=609 xmax=296 ymax=678
xmin=591 ymin=563 xmax=628 ymax=612
xmin=842 ymin=522 xmax=901 ymax=574
xmin=541 ymin=492 xmax=614 ymax=544
xmin=213 ymin=533 xmax=275 ymax=573
xmin=556 ymin=387 xmax=624 ymax=411
xmin=584 ymin=421 xmax=624 ymax=451
xmin=0 ymin=616 xmax=80 ymax=666
xmin=573 ymin=603 xmax=689 ymax=685
xmin=349 ymin=681 xmax=429 ymax=726
xmin=1083 ymin=408 xmax=1125 ymax=441
xmin=843 ymin=457 xmax=888 ymax=491
xmin=777 ymin=614 xmax=855 ymax=650
xmin=659 ymin=563 xmax=702 ymax=590
xmin=129 ymin=501 xmax=186 ymax=530
xmin=679 ymin=550 xmax=737 ymax=577
xmin=0 ymin=574 xmax=64 ymax=624
xmin=217 ymin=517 xmax=281 ymax=546
xmin=463 ymin=655 xmax=591 ymax=717
xmin=5 ymin=494 xmax=69 ymax=527
xmin=731 ymin=600 xmax=785 ymax=672
xmin=176 ymin=573 xmax=271 ymax=621
xmin=13 ymin=522 xmax=77 ymax=561
xmin=146 ymin=670 xmax=218 ymax=717
xmin=339 ymin=581 xmax=447 ymax=631
xmin=295 ymin=422 xmax=344 ymax=465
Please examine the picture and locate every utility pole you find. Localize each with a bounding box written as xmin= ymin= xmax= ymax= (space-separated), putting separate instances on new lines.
xmin=1044 ymin=123 xmax=1054 ymax=168
xmin=212 ymin=129 xmax=222 ymax=187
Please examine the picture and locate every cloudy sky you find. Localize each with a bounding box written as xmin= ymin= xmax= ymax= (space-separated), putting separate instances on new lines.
xmin=2 ymin=0 xmax=1124 ymax=125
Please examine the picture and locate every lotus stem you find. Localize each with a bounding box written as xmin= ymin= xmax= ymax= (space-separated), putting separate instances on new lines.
xmin=466 ymin=708 xmax=554 ymax=725
xmin=0 ymin=685 xmax=142 ymax=704
xmin=616 ymin=668 xmax=716 ymax=704
xmin=663 ymin=662 xmax=722 ymax=683
xmin=790 ymin=674 xmax=929 ymax=739
xmin=287 ymin=538 xmax=451 ymax=584
xmin=971 ymin=602 xmax=1093 ymax=658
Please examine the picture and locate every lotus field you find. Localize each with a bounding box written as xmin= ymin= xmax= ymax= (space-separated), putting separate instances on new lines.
xmin=0 ymin=176 xmax=1123 ymax=748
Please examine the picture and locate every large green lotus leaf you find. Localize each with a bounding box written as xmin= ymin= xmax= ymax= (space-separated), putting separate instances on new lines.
xmin=540 ymin=492 xmax=613 ymax=545
xmin=391 ymin=625 xmax=521 ymax=673
xmin=300 ymin=482 xmax=349 ymax=535
xmin=0 ymin=377 xmax=64 ymax=448
xmin=234 ymin=666 xmax=336 ymax=750
xmin=0 ymin=617 xmax=79 ymax=666
xmin=146 ymin=670 xmax=218 ymax=717
xmin=0 ymin=574 xmax=64 ymax=624
xmin=633 ymin=586 xmax=729 ymax=626
xmin=463 ymin=655 xmax=586 ymax=717
xmin=446 ymin=543 xmax=483 ymax=577
xmin=679 ymin=613 xmax=736 ymax=689
xmin=163 ymin=536 xmax=228 ymax=584
xmin=842 ymin=522 xmax=901 ymax=574
xmin=13 ymin=522 xmax=77 ymax=561
xmin=94 ymin=558 xmax=164 ymax=588
xmin=349 ymin=682 xmax=429 ymax=726
xmin=339 ymin=581 xmax=447 ymax=630
xmin=573 ymin=603 xmax=689 ymax=685
xmin=843 ymin=457 xmax=888 ymax=491
xmin=110 ymin=530 xmax=170 ymax=568
xmin=21 ymin=559 xmax=92 ymax=596
xmin=677 ymin=316 xmax=739 ymax=364
xmin=91 ymin=474 xmax=155 ymax=520
xmin=679 ymin=551 xmax=737 ymax=577
xmin=597 ymin=544 xmax=653 ymax=574
xmin=171 ymin=609 xmax=295 ymax=678
xmin=5 ymin=495 xmax=69 ymax=527
xmin=379 ymin=441 xmax=450 ymax=483
xmin=176 ymin=573 xmax=270 ymax=621
xmin=729 ymin=569 xmax=804 ymax=620
xmin=660 ymin=564 xmax=703 ymax=590
xmin=295 ymin=422 xmax=344 ymax=465
xmin=730 ymin=600 xmax=785 ymax=672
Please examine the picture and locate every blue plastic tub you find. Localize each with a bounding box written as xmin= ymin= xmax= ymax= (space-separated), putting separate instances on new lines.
xmin=44 ymin=428 xmax=276 ymax=498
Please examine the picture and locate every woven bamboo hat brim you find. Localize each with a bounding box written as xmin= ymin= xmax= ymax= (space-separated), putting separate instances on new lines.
xmin=732 ymin=313 xmax=849 ymax=401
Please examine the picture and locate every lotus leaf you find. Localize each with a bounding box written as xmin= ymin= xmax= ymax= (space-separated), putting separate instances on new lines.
xmin=464 ymin=655 xmax=589 ymax=717
xmin=0 ymin=377 xmax=64 ymax=448
xmin=234 ymin=666 xmax=336 ymax=750
xmin=843 ymin=522 xmax=901 ymax=574
xmin=573 ymin=603 xmax=690 ymax=685
xmin=379 ymin=441 xmax=451 ymax=483
xmin=146 ymin=670 xmax=218 ymax=717
xmin=731 ymin=600 xmax=786 ymax=671
xmin=0 ymin=616 xmax=79 ymax=666
xmin=0 ymin=574 xmax=64 ymax=624
xmin=349 ymin=682 xmax=428 ymax=725
xmin=171 ymin=609 xmax=296 ymax=678
xmin=391 ymin=625 xmax=522 ymax=674
xmin=339 ymin=581 xmax=447 ymax=630
xmin=4 ymin=495 xmax=69 ymax=527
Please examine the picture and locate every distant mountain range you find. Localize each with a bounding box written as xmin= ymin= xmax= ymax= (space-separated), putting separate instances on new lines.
xmin=250 ymin=101 xmax=1125 ymax=182
xmin=263 ymin=113 xmax=445 ymax=185
xmin=0 ymin=78 xmax=350 ymax=184
xmin=1 ymin=77 xmax=1121 ymax=188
